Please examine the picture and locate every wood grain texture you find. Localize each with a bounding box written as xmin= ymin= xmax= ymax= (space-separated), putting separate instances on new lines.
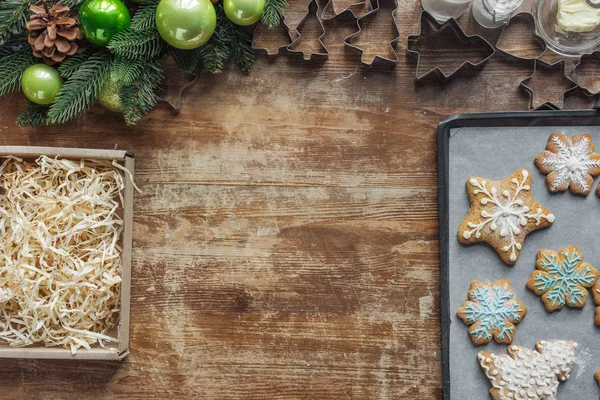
xmin=0 ymin=0 xmax=596 ymax=398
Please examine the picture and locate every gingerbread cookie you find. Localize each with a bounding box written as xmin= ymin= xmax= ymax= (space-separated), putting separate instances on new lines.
xmin=593 ymin=283 xmax=600 ymax=326
xmin=457 ymin=280 xmax=527 ymax=346
xmin=478 ymin=340 xmax=578 ymax=400
xmin=458 ymin=169 xmax=555 ymax=265
xmin=534 ymin=133 xmax=600 ymax=196
xmin=527 ymin=245 xmax=599 ymax=312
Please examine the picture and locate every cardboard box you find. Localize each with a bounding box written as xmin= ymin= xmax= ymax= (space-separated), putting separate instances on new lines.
xmin=0 ymin=147 xmax=134 ymax=360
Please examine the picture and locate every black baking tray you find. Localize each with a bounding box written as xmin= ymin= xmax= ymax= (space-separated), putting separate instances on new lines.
xmin=438 ymin=110 xmax=600 ymax=400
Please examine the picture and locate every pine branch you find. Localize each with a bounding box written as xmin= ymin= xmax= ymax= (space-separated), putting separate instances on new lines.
xmin=57 ymin=48 xmax=92 ymax=78
xmin=223 ymin=21 xmax=255 ymax=72
xmin=17 ymin=102 xmax=48 ymax=127
xmin=47 ymin=50 xmax=113 ymax=124
xmin=171 ymin=48 xmax=202 ymax=73
xmin=107 ymin=28 xmax=166 ymax=60
xmin=130 ymin=0 xmax=160 ymax=31
xmin=0 ymin=46 xmax=36 ymax=96
xmin=121 ymin=58 xmax=162 ymax=125
xmin=59 ymin=0 xmax=86 ymax=9
xmin=262 ymin=0 xmax=287 ymax=29
xmin=0 ymin=0 xmax=30 ymax=44
xmin=111 ymin=56 xmax=146 ymax=85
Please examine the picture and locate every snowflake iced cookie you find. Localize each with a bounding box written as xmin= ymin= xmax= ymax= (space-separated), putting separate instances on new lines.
xmin=593 ymin=284 xmax=600 ymax=326
xmin=527 ymin=245 xmax=600 ymax=312
xmin=478 ymin=340 xmax=578 ymax=400
xmin=534 ymin=133 xmax=600 ymax=196
xmin=457 ymin=280 xmax=527 ymax=346
xmin=458 ymin=169 xmax=555 ymax=265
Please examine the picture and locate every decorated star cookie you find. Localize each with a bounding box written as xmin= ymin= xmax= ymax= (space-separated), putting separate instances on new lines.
xmin=534 ymin=133 xmax=600 ymax=196
xmin=458 ymin=169 xmax=555 ymax=265
xmin=457 ymin=280 xmax=527 ymax=346
xmin=478 ymin=340 xmax=578 ymax=400
xmin=527 ymin=245 xmax=599 ymax=312
xmin=593 ymin=283 xmax=600 ymax=326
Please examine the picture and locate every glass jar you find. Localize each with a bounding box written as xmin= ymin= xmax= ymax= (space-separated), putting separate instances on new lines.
xmin=421 ymin=0 xmax=475 ymax=22
xmin=472 ymin=0 xmax=524 ymax=28
xmin=533 ymin=0 xmax=600 ymax=56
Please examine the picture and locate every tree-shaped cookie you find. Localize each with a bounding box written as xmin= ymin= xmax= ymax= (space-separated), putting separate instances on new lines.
xmin=479 ymin=340 xmax=578 ymax=400
xmin=457 ymin=280 xmax=527 ymax=345
xmin=593 ymin=283 xmax=600 ymax=326
xmin=527 ymin=245 xmax=599 ymax=312
xmin=458 ymin=169 xmax=555 ymax=265
xmin=534 ymin=133 xmax=600 ymax=195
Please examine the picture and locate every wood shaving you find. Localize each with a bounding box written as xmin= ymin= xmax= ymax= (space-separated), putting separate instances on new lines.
xmin=0 ymin=156 xmax=125 ymax=354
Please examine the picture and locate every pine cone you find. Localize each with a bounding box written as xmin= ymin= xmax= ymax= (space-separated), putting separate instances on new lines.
xmin=26 ymin=1 xmax=83 ymax=65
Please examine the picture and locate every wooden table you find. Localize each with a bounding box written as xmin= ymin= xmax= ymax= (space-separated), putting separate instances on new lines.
xmin=0 ymin=1 xmax=596 ymax=398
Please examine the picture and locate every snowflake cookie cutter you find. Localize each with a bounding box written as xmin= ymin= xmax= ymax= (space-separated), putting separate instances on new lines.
xmin=342 ymin=0 xmax=401 ymax=68
xmin=406 ymin=11 xmax=495 ymax=81
xmin=321 ymin=0 xmax=372 ymax=21
xmin=495 ymin=12 xmax=546 ymax=61
xmin=519 ymin=59 xmax=578 ymax=110
xmin=287 ymin=0 xmax=329 ymax=62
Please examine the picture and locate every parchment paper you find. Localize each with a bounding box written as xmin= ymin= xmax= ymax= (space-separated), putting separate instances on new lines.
xmin=448 ymin=126 xmax=600 ymax=400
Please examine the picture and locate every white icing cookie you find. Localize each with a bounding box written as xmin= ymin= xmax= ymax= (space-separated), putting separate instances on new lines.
xmin=478 ymin=340 xmax=578 ymax=400
xmin=458 ymin=169 xmax=555 ymax=265
xmin=534 ymin=133 xmax=600 ymax=196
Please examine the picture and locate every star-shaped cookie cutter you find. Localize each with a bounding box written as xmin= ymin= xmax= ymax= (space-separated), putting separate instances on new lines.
xmin=406 ymin=11 xmax=495 ymax=80
xmin=343 ymin=0 xmax=400 ymax=67
xmin=287 ymin=0 xmax=329 ymax=61
xmin=519 ymin=59 xmax=578 ymax=110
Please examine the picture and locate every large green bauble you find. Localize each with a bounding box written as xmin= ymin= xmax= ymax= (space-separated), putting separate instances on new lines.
xmin=80 ymin=0 xmax=131 ymax=46
xmin=155 ymin=0 xmax=216 ymax=50
xmin=21 ymin=64 xmax=63 ymax=105
xmin=224 ymin=0 xmax=264 ymax=26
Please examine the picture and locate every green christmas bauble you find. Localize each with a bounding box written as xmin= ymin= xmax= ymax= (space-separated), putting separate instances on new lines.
xmin=224 ymin=0 xmax=264 ymax=26
xmin=155 ymin=0 xmax=216 ymax=50
xmin=98 ymin=75 xmax=123 ymax=112
xmin=21 ymin=64 xmax=63 ymax=105
xmin=80 ymin=0 xmax=131 ymax=46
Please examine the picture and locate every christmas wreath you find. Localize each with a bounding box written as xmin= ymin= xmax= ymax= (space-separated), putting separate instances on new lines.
xmin=0 ymin=0 xmax=288 ymax=126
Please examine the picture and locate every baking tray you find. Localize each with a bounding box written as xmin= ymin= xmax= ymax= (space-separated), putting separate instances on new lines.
xmin=0 ymin=147 xmax=135 ymax=360
xmin=438 ymin=111 xmax=600 ymax=399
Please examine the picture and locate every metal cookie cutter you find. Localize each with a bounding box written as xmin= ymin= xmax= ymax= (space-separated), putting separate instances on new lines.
xmin=406 ymin=11 xmax=495 ymax=80
xmin=343 ymin=0 xmax=400 ymax=67
xmin=496 ymin=12 xmax=546 ymax=61
xmin=574 ymin=51 xmax=600 ymax=109
xmin=321 ymin=0 xmax=372 ymax=21
xmin=287 ymin=0 xmax=329 ymax=61
xmin=251 ymin=21 xmax=293 ymax=57
xmin=520 ymin=59 xmax=578 ymax=110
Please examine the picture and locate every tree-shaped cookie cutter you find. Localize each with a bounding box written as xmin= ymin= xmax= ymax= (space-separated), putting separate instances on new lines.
xmin=520 ymin=59 xmax=578 ymax=110
xmin=321 ymin=0 xmax=372 ymax=21
xmin=343 ymin=0 xmax=400 ymax=67
xmin=287 ymin=0 xmax=329 ymax=61
xmin=251 ymin=20 xmax=293 ymax=57
xmin=495 ymin=12 xmax=546 ymax=60
xmin=406 ymin=11 xmax=495 ymax=81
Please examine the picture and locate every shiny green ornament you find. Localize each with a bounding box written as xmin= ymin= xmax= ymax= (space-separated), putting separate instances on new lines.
xmin=155 ymin=0 xmax=216 ymax=50
xmin=224 ymin=0 xmax=265 ymax=26
xmin=98 ymin=75 xmax=123 ymax=112
xmin=21 ymin=64 xmax=63 ymax=105
xmin=80 ymin=0 xmax=131 ymax=46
